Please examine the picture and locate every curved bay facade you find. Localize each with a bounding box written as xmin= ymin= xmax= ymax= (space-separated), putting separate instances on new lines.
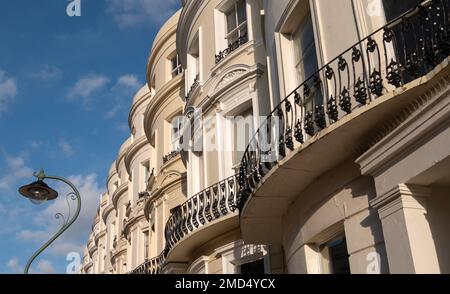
xmin=82 ymin=0 xmax=450 ymax=274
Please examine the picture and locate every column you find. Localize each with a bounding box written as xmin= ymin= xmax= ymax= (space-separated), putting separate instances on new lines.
xmin=371 ymin=184 xmax=440 ymax=273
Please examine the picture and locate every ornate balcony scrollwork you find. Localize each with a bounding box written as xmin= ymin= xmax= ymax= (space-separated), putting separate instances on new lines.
xmin=164 ymin=174 xmax=239 ymax=253
xmin=129 ymin=174 xmax=239 ymax=274
xmin=129 ymin=251 xmax=165 ymax=274
xmin=237 ymin=0 xmax=450 ymax=211
xmin=215 ymin=33 xmax=249 ymax=64
xmin=162 ymin=150 xmax=180 ymax=164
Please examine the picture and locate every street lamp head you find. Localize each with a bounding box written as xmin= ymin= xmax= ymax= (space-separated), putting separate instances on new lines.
xmin=18 ymin=179 xmax=58 ymax=202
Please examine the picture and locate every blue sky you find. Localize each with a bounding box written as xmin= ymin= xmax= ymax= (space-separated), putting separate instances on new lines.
xmin=0 ymin=0 xmax=180 ymax=274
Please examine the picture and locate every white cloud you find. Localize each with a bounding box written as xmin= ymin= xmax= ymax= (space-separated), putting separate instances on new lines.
xmin=59 ymin=139 xmax=74 ymax=156
xmin=0 ymin=155 xmax=34 ymax=190
xmin=6 ymin=258 xmax=21 ymax=274
xmin=68 ymin=74 xmax=109 ymax=107
xmin=30 ymin=140 xmax=44 ymax=150
xmin=116 ymin=123 xmax=129 ymax=132
xmin=35 ymin=259 xmax=56 ymax=274
xmin=113 ymin=74 xmax=141 ymax=92
xmin=104 ymin=104 xmax=121 ymax=120
xmin=0 ymin=70 xmax=17 ymax=115
xmin=104 ymin=74 xmax=142 ymax=119
xmin=16 ymin=229 xmax=50 ymax=243
xmin=6 ymin=257 xmax=56 ymax=274
xmin=30 ymin=66 xmax=62 ymax=81
xmin=106 ymin=0 xmax=180 ymax=29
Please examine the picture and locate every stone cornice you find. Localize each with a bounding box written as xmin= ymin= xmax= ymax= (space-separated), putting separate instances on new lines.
xmin=370 ymin=184 xmax=431 ymax=220
xmin=370 ymin=184 xmax=431 ymax=210
xmin=194 ymin=63 xmax=264 ymax=114
xmin=101 ymin=203 xmax=116 ymax=223
xmin=83 ymin=261 xmax=93 ymax=272
xmin=147 ymin=11 xmax=180 ymax=84
xmin=88 ymin=242 xmax=98 ymax=257
xmin=112 ymin=182 xmax=129 ymax=208
xmin=143 ymin=75 xmax=184 ymax=141
xmin=177 ymin=0 xmax=209 ymax=68
xmin=128 ymin=88 xmax=152 ymax=131
xmin=110 ymin=244 xmax=127 ymax=264
xmin=94 ymin=228 xmax=107 ymax=245
xmin=106 ymin=160 xmax=118 ymax=189
xmin=356 ymin=63 xmax=450 ymax=177
xmin=144 ymin=170 xmax=186 ymax=221
xmin=124 ymin=135 xmax=149 ymax=178
xmin=123 ymin=198 xmax=146 ymax=234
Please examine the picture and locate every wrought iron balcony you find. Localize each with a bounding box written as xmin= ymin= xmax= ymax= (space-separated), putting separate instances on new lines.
xmin=238 ymin=0 xmax=450 ymax=211
xmin=162 ymin=150 xmax=180 ymax=164
xmin=129 ymin=252 xmax=165 ymax=274
xmin=215 ymin=33 xmax=249 ymax=64
xmin=164 ymin=174 xmax=239 ymax=253
xmin=185 ymin=74 xmax=200 ymax=102
xmin=128 ymin=174 xmax=239 ymax=273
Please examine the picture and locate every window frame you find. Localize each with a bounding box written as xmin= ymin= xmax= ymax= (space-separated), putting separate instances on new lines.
xmin=171 ymin=116 xmax=183 ymax=152
xmin=224 ymin=0 xmax=248 ymax=44
xmin=291 ymin=13 xmax=317 ymax=85
xmin=319 ymin=235 xmax=350 ymax=274
xmin=170 ymin=54 xmax=183 ymax=78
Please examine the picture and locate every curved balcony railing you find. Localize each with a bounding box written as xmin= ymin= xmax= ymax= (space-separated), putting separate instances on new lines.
xmin=129 ymin=252 xmax=165 ymax=274
xmin=238 ymin=0 xmax=450 ymax=211
xmin=164 ymin=174 xmax=239 ymax=253
xmin=162 ymin=150 xmax=180 ymax=164
xmin=129 ymin=174 xmax=239 ymax=273
xmin=215 ymin=33 xmax=249 ymax=64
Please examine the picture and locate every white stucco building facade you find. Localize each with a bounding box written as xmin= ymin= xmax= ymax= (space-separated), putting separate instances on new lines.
xmin=81 ymin=0 xmax=450 ymax=274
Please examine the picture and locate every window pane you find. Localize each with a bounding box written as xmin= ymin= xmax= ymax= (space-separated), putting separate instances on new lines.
xmin=237 ymin=0 xmax=247 ymax=25
xmin=228 ymin=31 xmax=239 ymax=44
xmin=301 ymin=47 xmax=318 ymax=81
xmin=328 ymin=237 xmax=350 ymax=274
xmin=239 ymin=24 xmax=248 ymax=38
xmin=171 ymin=57 xmax=177 ymax=71
xmin=293 ymin=12 xmax=318 ymax=84
xmin=227 ymin=10 xmax=237 ymax=33
xmin=382 ymin=0 xmax=417 ymax=22
xmin=240 ymin=259 xmax=265 ymax=274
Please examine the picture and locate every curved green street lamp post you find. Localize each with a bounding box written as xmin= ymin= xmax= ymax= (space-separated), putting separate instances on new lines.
xmin=18 ymin=169 xmax=82 ymax=274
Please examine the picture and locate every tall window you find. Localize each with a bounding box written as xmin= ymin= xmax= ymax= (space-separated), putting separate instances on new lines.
xmin=292 ymin=11 xmax=318 ymax=84
xmin=143 ymin=231 xmax=149 ymax=259
xmin=142 ymin=160 xmax=151 ymax=183
xmin=382 ymin=0 xmax=417 ymax=22
xmin=320 ymin=236 xmax=350 ymax=274
xmin=170 ymin=54 xmax=183 ymax=78
xmin=171 ymin=116 xmax=183 ymax=152
xmin=231 ymin=108 xmax=253 ymax=169
xmin=225 ymin=0 xmax=247 ymax=44
xmin=188 ymin=34 xmax=200 ymax=89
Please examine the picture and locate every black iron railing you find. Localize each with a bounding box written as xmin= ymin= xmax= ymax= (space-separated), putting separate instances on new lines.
xmin=129 ymin=252 xmax=165 ymax=274
xmin=185 ymin=74 xmax=200 ymax=102
xmin=164 ymin=174 xmax=239 ymax=252
xmin=238 ymin=0 xmax=450 ymax=211
xmin=162 ymin=150 xmax=180 ymax=164
xmin=215 ymin=34 xmax=249 ymax=64
xmin=129 ymin=174 xmax=239 ymax=274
